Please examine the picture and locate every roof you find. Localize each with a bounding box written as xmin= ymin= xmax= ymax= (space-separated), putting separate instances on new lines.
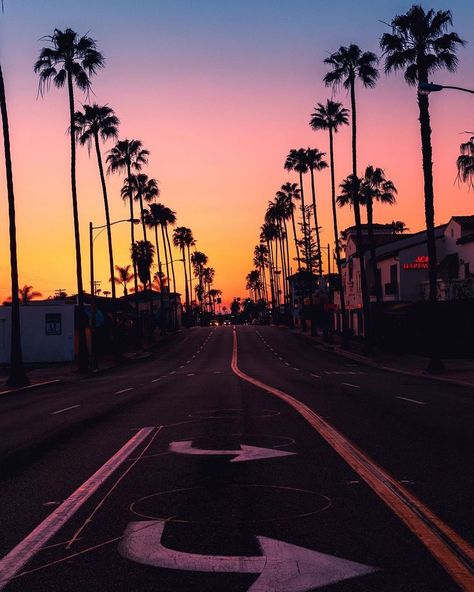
xmin=374 ymin=225 xmax=447 ymax=261
xmin=349 ymin=233 xmax=411 ymax=256
xmin=451 ymin=215 xmax=474 ymax=232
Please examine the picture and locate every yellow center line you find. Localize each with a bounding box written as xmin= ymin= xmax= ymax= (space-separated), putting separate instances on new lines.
xmin=231 ymin=330 xmax=474 ymax=591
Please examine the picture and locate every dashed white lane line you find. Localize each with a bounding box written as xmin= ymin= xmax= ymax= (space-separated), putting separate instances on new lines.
xmin=169 ymin=371 xmax=176 ymax=375
xmin=292 ymin=367 xmax=300 ymax=372
xmin=396 ymin=396 xmax=426 ymax=406
xmin=180 ymin=365 xmax=185 ymax=369
xmin=341 ymin=383 xmax=360 ymax=389
xmin=284 ymin=362 xmax=290 ymax=366
xmin=311 ymin=373 xmax=321 ymax=379
xmin=187 ymin=373 xmax=195 ymax=376
xmin=115 ymin=388 xmax=133 ymax=395
xmin=50 ymin=404 xmax=80 ymax=416
xmin=152 ymin=378 xmax=161 ymax=383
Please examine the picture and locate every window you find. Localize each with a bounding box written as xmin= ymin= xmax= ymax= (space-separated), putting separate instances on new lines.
xmin=45 ymin=313 xmax=62 ymax=336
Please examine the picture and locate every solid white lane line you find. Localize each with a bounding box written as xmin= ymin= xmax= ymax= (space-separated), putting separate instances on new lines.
xmin=396 ymin=396 xmax=426 ymax=406
xmin=50 ymin=405 xmax=80 ymax=416
xmin=0 ymin=427 xmax=155 ymax=590
xmin=342 ymin=383 xmax=360 ymax=389
xmin=115 ymin=388 xmax=133 ymax=395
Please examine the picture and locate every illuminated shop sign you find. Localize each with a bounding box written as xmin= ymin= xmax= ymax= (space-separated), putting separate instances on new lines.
xmin=403 ymin=255 xmax=429 ymax=270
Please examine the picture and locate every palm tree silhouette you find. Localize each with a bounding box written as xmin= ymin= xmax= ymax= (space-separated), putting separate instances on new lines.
xmin=19 ymin=285 xmax=42 ymax=303
xmin=457 ymin=134 xmax=474 ymax=187
xmin=361 ymin=166 xmax=397 ymax=304
xmin=162 ymin=206 xmax=177 ymax=296
xmin=74 ymin=103 xmax=119 ymax=317
xmin=108 ymin=139 xmax=149 ymax=338
xmin=1 ymin=62 xmax=28 ymax=385
xmin=113 ymin=264 xmax=134 ymax=297
xmin=260 ymin=222 xmax=279 ymax=310
xmin=184 ymin=228 xmax=196 ymax=309
xmin=276 ymin=183 xmax=301 ymax=272
xmin=131 ymin=240 xmax=155 ymax=289
xmin=35 ymin=28 xmax=104 ymax=372
xmin=381 ymin=6 xmax=463 ymax=305
xmin=191 ymin=251 xmax=208 ymax=312
xmin=284 ymin=149 xmax=310 ymax=271
xmin=254 ymin=244 xmax=269 ymax=303
xmin=173 ymin=227 xmax=191 ymax=310
xmin=306 ymin=148 xmax=328 ymax=275
xmin=310 ymin=100 xmax=349 ymax=342
xmin=324 ymin=43 xmax=378 ymax=352
xmin=123 ymin=173 xmax=159 ymax=242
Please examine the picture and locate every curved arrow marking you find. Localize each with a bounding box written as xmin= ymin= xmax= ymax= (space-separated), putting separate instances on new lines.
xmin=119 ymin=520 xmax=378 ymax=591
xmin=169 ymin=440 xmax=296 ymax=463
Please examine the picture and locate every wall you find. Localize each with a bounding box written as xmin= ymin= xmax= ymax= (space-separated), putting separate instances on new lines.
xmin=0 ymin=302 xmax=75 ymax=363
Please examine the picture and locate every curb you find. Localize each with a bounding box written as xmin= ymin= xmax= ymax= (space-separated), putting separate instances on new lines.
xmin=290 ymin=329 xmax=474 ymax=391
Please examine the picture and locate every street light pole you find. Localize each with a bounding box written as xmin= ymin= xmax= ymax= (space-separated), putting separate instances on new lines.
xmin=418 ymin=82 xmax=474 ymax=95
xmin=89 ymin=218 xmax=139 ymax=370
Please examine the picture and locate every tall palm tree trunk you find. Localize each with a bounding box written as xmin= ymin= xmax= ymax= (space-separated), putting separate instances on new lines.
xmin=290 ymin=211 xmax=301 ymax=272
xmin=153 ymin=225 xmax=165 ymax=332
xmin=350 ymin=81 xmax=371 ymax=352
xmin=1 ymin=64 xmax=28 ymax=387
xmin=93 ymin=132 xmax=119 ymax=358
xmin=329 ymin=128 xmax=348 ymax=343
xmin=298 ymin=171 xmax=311 ymax=271
xmin=418 ymin=73 xmax=443 ymax=373
xmin=187 ymin=245 xmax=193 ymax=310
xmin=165 ymin=226 xmax=177 ymax=328
xmin=137 ymin=193 xmax=154 ymax=325
xmin=278 ymin=224 xmax=288 ymax=304
xmin=126 ymin=163 xmax=141 ymax=343
xmin=181 ymin=247 xmax=190 ymax=310
xmin=266 ymin=240 xmax=276 ymax=311
xmin=283 ymin=219 xmax=291 ymax=279
xmin=67 ymin=72 xmax=88 ymax=371
xmin=309 ymin=167 xmax=323 ymax=275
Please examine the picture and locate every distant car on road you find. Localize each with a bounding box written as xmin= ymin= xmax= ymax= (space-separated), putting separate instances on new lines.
xmin=223 ymin=319 xmax=231 ymax=326
xmin=210 ymin=319 xmax=219 ymax=327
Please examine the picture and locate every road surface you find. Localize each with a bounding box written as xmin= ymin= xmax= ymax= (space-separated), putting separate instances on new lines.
xmin=0 ymin=326 xmax=472 ymax=591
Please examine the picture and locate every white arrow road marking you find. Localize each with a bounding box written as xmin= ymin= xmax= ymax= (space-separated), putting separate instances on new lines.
xmin=0 ymin=427 xmax=155 ymax=590
xmin=169 ymin=441 xmax=296 ymax=463
xmin=119 ymin=520 xmax=378 ymax=591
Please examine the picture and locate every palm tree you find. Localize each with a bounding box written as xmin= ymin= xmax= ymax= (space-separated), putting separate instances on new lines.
xmin=124 ymin=173 xmax=159 ymax=242
xmin=131 ymin=241 xmax=155 ymax=289
xmin=107 ymin=139 xmax=149 ymax=337
xmin=260 ymin=222 xmax=278 ymax=311
xmin=284 ymin=149 xmax=310 ymax=270
xmin=203 ymin=267 xmax=215 ymax=312
xmin=1 ymin=62 xmax=28 ymax=386
xmin=310 ymin=100 xmax=350 ymax=342
xmin=246 ymin=270 xmax=262 ymax=301
xmin=457 ymin=133 xmax=474 ymax=187
xmin=162 ymin=206 xmax=177 ymax=296
xmin=324 ymin=44 xmax=379 ymax=352
xmin=360 ymin=166 xmax=397 ymax=304
xmin=276 ymin=183 xmax=301 ymax=272
xmin=184 ymin=228 xmax=196 ymax=308
xmin=266 ymin=200 xmax=288 ymax=304
xmin=74 ymin=103 xmax=119 ymax=319
xmin=35 ymin=29 xmax=104 ymax=372
xmin=381 ymin=5 xmax=464 ymax=307
xmin=173 ymin=227 xmax=191 ymax=310
xmin=391 ymin=220 xmax=409 ymax=235
xmin=191 ymin=251 xmax=208 ymax=311
xmin=19 ymin=285 xmax=42 ymax=303
xmin=113 ymin=264 xmax=134 ymax=296
xmin=254 ymin=243 xmax=269 ymax=303
xmin=306 ymin=148 xmax=328 ymax=275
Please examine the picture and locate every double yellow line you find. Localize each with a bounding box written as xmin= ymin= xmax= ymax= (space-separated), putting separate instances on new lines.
xmin=231 ymin=330 xmax=474 ymax=591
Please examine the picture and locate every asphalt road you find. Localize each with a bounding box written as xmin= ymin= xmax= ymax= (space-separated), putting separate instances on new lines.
xmin=0 ymin=325 xmax=472 ymax=591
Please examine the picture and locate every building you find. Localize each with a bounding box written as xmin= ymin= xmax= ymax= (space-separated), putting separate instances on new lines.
xmin=0 ymin=301 xmax=75 ymax=364
xmin=336 ymin=216 xmax=474 ymax=335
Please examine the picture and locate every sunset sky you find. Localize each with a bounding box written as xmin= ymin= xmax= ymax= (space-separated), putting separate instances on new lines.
xmin=1 ymin=0 xmax=474 ymax=306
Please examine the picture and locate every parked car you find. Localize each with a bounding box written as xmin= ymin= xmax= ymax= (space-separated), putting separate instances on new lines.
xmin=223 ymin=319 xmax=231 ymax=326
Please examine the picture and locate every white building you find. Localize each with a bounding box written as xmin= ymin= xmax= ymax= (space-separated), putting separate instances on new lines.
xmin=0 ymin=301 xmax=75 ymax=364
xmin=336 ymin=216 xmax=474 ymax=335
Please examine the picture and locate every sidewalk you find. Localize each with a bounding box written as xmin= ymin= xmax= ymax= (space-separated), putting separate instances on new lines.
xmin=292 ymin=328 xmax=474 ymax=389
xmin=0 ymin=332 xmax=175 ymax=395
